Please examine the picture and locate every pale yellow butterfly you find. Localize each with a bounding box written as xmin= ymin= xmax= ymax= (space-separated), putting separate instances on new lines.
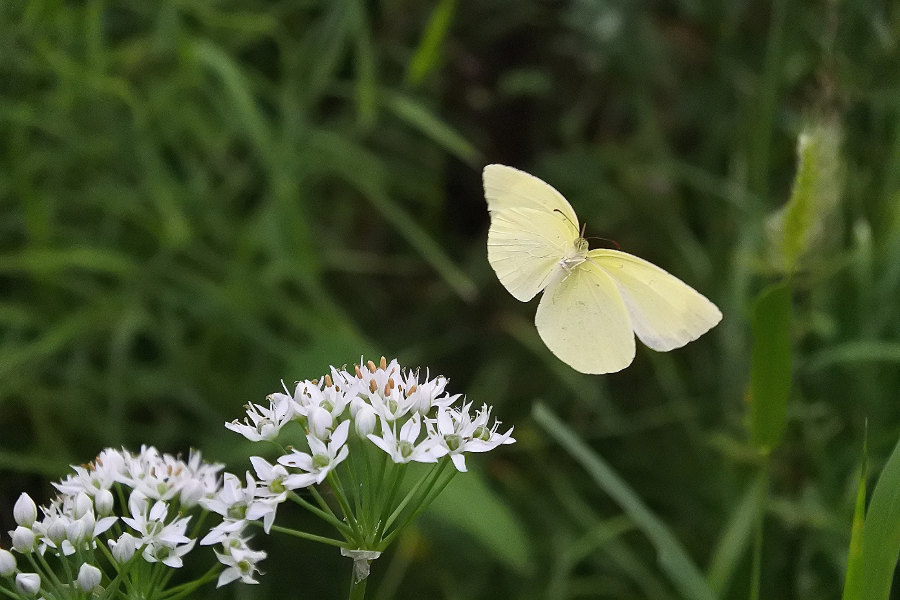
xmin=483 ymin=164 xmax=722 ymax=374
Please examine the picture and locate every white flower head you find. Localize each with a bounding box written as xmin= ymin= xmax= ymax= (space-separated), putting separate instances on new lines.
xmin=367 ymin=413 xmax=438 ymax=464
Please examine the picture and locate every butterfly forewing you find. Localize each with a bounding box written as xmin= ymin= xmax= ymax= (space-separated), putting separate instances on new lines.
xmin=484 ymin=164 xmax=581 ymax=302
xmin=588 ymin=249 xmax=723 ymax=352
xmin=483 ymin=164 xmax=579 ymax=225
xmin=535 ymin=259 xmax=636 ymax=374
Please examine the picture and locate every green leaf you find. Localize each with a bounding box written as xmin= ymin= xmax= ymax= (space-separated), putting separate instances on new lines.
xmin=843 ymin=434 xmax=900 ymax=600
xmin=749 ymin=281 xmax=792 ymax=452
xmin=429 ymin=469 xmax=531 ymax=572
xmin=533 ymin=403 xmax=717 ymax=600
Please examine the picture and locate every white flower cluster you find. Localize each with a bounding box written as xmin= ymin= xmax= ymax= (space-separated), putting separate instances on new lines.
xmin=3 ymin=446 xmax=267 ymax=598
xmin=226 ymin=357 xmax=515 ymax=477
xmin=216 ymin=357 xmax=515 ymax=549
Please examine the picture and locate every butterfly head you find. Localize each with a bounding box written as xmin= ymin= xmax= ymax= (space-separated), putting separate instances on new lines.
xmin=558 ymin=236 xmax=590 ymax=274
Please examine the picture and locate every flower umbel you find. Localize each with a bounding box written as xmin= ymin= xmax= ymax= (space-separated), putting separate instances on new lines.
xmin=225 ymin=356 xmax=516 ymax=588
xmin=2 ymin=447 xmax=267 ymax=600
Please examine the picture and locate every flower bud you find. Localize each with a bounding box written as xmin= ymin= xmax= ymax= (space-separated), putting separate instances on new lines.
xmin=0 ymin=549 xmax=16 ymax=576
xmin=46 ymin=516 xmax=67 ymax=546
xmin=11 ymin=525 xmax=36 ymax=553
xmin=15 ymin=572 xmax=41 ymax=596
xmin=354 ymin=405 xmax=377 ymax=437
xmin=73 ymin=492 xmax=93 ymax=520
xmin=66 ymin=515 xmax=92 ymax=547
xmin=13 ymin=494 xmax=37 ymax=528
xmin=307 ymin=405 xmax=333 ymax=440
xmin=94 ymin=489 xmax=115 ymax=516
xmin=109 ymin=532 xmax=137 ymax=563
xmin=77 ymin=563 xmax=102 ymax=592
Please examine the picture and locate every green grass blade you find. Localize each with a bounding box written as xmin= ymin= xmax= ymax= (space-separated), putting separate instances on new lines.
xmin=406 ymin=0 xmax=457 ymax=85
xmin=382 ymin=92 xmax=479 ymax=165
xmin=843 ymin=434 xmax=900 ymax=600
xmin=806 ymin=341 xmax=900 ymax=370
xmin=841 ymin=432 xmax=867 ymax=600
xmin=533 ymin=403 xmax=718 ymax=600
xmin=749 ymin=281 xmax=792 ymax=452
xmin=707 ymin=469 xmax=767 ymax=595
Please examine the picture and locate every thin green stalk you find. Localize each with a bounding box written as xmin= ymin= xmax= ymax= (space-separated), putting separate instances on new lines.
xmin=380 ymin=461 xmax=456 ymax=548
xmin=159 ymin=565 xmax=220 ymax=600
xmin=288 ymin=491 xmax=355 ymax=536
xmin=328 ymin=469 xmax=362 ymax=540
xmin=269 ymin=524 xmax=348 ymax=548
xmin=381 ymin=460 xmax=449 ymax=535
xmin=372 ymin=461 xmax=406 ymax=541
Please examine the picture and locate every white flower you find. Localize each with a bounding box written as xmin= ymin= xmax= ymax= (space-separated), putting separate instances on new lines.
xmin=143 ymin=537 xmax=196 ymax=568
xmin=15 ymin=572 xmax=41 ymax=596
xmin=0 ymin=548 xmax=16 ymax=576
xmin=201 ymin=472 xmax=256 ymax=522
xmin=247 ymin=457 xmax=291 ymax=532
xmin=52 ymin=448 xmax=126 ymax=499
xmin=402 ymin=368 xmax=457 ymax=415
xmin=225 ymin=392 xmax=294 ymax=442
xmin=367 ymin=413 xmax=438 ymax=464
xmin=214 ymin=533 xmax=267 ymax=587
xmin=425 ymin=403 xmax=513 ymax=472
xmin=121 ymin=498 xmax=195 ymax=567
xmin=465 ymin=404 xmax=516 ymax=452
xmin=200 ymin=519 xmax=246 ymax=546
xmin=76 ymin=563 xmax=102 ymax=591
xmin=278 ymin=420 xmax=351 ymax=486
xmin=13 ymin=494 xmax=37 ymax=528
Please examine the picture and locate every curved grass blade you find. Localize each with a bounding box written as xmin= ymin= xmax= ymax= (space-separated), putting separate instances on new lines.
xmin=533 ymin=403 xmax=717 ymax=600
xmin=843 ymin=433 xmax=900 ymax=600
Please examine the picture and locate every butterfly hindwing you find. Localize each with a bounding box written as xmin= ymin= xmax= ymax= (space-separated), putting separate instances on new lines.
xmin=535 ymin=260 xmax=636 ymax=374
xmin=588 ymin=249 xmax=722 ymax=352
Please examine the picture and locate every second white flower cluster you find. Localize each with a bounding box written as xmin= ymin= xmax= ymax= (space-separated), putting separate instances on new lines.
xmin=226 ymin=356 xmax=515 ymax=484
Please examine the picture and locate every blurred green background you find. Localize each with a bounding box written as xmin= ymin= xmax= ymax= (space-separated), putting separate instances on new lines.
xmin=2 ymin=0 xmax=899 ymax=598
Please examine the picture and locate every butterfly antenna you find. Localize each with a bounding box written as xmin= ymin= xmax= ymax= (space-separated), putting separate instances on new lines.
xmin=552 ymin=208 xmax=578 ymax=230
xmin=585 ymin=236 xmax=622 ymax=250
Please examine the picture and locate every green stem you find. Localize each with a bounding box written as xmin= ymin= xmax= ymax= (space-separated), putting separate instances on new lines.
xmin=348 ymin=567 xmax=368 ymax=600
xmin=270 ymin=524 xmax=347 ymax=548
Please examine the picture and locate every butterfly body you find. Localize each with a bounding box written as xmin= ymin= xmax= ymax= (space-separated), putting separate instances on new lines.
xmin=483 ymin=164 xmax=722 ymax=374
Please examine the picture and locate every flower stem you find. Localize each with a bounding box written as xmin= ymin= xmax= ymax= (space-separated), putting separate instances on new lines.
xmin=348 ymin=569 xmax=368 ymax=600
